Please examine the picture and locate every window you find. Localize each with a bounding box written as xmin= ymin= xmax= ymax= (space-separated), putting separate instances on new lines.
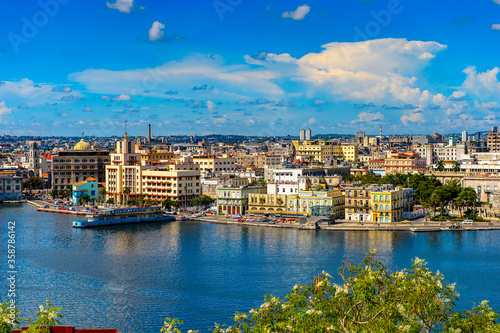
xmin=385 ymin=195 xmax=389 ymax=201
xmin=478 ymin=186 xmax=481 ymax=192
xmin=495 ymin=186 xmax=498 ymax=192
xmin=374 ymin=195 xmax=378 ymax=201
xmin=385 ymin=205 xmax=389 ymax=210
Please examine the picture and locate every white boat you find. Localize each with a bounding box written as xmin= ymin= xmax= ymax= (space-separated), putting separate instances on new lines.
xmin=73 ymin=206 xmax=175 ymax=228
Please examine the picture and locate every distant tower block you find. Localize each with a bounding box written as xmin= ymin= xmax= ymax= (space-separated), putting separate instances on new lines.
xmin=148 ymin=124 xmax=151 ymax=143
xmin=299 ymin=129 xmax=305 ymax=142
xmin=462 ymin=131 xmax=468 ymax=142
xmin=305 ymin=128 xmax=311 ymax=141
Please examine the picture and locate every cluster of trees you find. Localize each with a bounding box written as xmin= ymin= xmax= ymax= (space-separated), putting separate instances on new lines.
xmin=345 ymin=173 xmax=479 ymax=219
xmin=22 ymin=177 xmax=44 ymax=193
xmin=50 ymin=189 xmax=72 ymax=199
xmin=161 ymin=252 xmax=499 ymax=332
xmin=190 ymin=195 xmax=214 ymax=207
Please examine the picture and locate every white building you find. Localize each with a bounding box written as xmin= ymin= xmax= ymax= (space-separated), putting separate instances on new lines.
xmin=0 ymin=176 xmax=22 ymax=201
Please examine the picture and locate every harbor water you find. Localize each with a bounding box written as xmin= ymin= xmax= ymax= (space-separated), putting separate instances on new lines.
xmin=1 ymin=203 xmax=499 ymax=332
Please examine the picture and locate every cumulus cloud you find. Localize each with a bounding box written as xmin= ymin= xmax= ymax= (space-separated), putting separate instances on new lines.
xmin=112 ymin=94 xmax=133 ymax=101
xmin=282 ymin=4 xmax=310 ymax=20
xmin=351 ymin=111 xmax=384 ymax=123
xmin=149 ymin=21 xmax=165 ymax=41
xmin=461 ymin=66 xmax=500 ymax=101
xmin=107 ymin=0 xmax=134 ymax=13
xmin=492 ymin=24 xmax=500 ymax=30
xmin=17 ymin=103 xmax=29 ymax=109
xmin=401 ymin=110 xmax=425 ymax=126
xmin=0 ymin=101 xmax=11 ymax=119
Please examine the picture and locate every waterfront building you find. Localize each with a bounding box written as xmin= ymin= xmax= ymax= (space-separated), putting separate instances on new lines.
xmin=0 ymin=175 xmax=22 ymax=201
xmin=370 ymin=188 xmax=404 ymax=222
xmin=286 ymin=189 xmax=345 ymax=218
xmin=216 ymin=185 xmax=266 ymax=215
xmin=52 ymin=138 xmax=110 ymax=191
xmin=247 ymin=193 xmax=289 ymax=216
xmin=106 ymin=133 xmax=201 ymax=205
xmin=341 ymin=184 xmax=392 ymax=222
xmin=141 ymin=163 xmax=201 ymax=206
xmin=72 ymin=177 xmax=99 ymax=204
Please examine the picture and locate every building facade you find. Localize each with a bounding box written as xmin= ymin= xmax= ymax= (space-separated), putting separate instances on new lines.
xmin=370 ymin=188 xmax=404 ymax=222
xmin=0 ymin=176 xmax=22 ymax=201
xmin=52 ymin=139 xmax=110 ymax=191
xmin=286 ymin=189 xmax=345 ymax=218
xmin=72 ymin=177 xmax=99 ymax=204
xmin=216 ymin=186 xmax=266 ymax=215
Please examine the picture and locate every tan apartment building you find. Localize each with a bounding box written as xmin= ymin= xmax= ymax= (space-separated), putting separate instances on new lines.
xmin=292 ymin=140 xmax=357 ymax=163
xmin=384 ymin=152 xmax=426 ymax=175
xmin=192 ymin=155 xmax=237 ymax=175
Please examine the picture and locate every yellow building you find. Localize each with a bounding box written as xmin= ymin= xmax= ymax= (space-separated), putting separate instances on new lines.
xmin=292 ymin=140 xmax=357 ymax=162
xmin=192 ymin=155 xmax=237 ymax=175
xmin=370 ymin=188 xmax=404 ymax=222
xmin=247 ymin=193 xmax=289 ymax=215
xmin=137 ymin=148 xmax=175 ymax=165
xmin=286 ymin=189 xmax=345 ymax=218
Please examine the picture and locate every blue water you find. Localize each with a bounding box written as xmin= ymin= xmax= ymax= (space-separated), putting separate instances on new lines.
xmin=1 ymin=203 xmax=499 ymax=333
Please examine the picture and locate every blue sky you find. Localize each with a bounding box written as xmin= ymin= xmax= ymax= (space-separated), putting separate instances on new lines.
xmin=1 ymin=0 xmax=500 ymax=137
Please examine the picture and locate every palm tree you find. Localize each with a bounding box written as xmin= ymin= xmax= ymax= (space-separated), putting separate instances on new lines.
xmin=436 ymin=160 xmax=445 ymax=172
xmin=123 ymin=187 xmax=131 ymax=205
xmin=429 ymin=191 xmax=442 ymax=218
xmin=453 ymin=197 xmax=465 ymax=218
xmin=99 ymin=187 xmax=107 ymax=202
xmin=259 ymin=197 xmax=266 ymax=205
xmin=277 ymin=198 xmax=284 ymax=206
xmin=452 ymin=162 xmax=460 ymax=172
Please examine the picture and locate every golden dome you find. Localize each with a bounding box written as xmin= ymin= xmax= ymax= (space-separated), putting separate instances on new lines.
xmin=74 ymin=139 xmax=91 ymax=150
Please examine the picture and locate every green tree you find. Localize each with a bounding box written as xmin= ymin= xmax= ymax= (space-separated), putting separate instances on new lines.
xmin=123 ymin=186 xmax=131 ymax=205
xmin=452 ymin=162 xmax=461 ymax=172
xmin=436 ymin=160 xmax=445 ymax=172
xmin=79 ymin=194 xmax=91 ymax=205
xmin=106 ymin=197 xmax=115 ymax=204
xmin=23 ymin=177 xmax=43 ymax=196
xmin=25 ymin=298 xmax=63 ymax=333
xmin=277 ymin=198 xmax=284 ymax=206
xmin=190 ymin=195 xmax=214 ymax=207
xmin=50 ymin=189 xmax=58 ymax=199
xmin=99 ymin=187 xmax=107 ymax=201
xmin=459 ymin=187 xmax=478 ymax=220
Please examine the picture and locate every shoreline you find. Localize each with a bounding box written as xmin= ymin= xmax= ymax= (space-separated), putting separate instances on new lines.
xmin=191 ymin=216 xmax=500 ymax=232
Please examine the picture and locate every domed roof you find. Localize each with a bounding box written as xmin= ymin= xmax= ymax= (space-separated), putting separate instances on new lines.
xmin=74 ymin=139 xmax=91 ymax=150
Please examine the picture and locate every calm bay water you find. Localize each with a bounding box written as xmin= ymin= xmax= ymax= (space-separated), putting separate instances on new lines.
xmin=1 ymin=203 xmax=499 ymax=332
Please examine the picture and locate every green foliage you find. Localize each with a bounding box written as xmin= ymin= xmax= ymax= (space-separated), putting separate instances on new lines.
xmin=25 ymin=298 xmax=63 ymax=333
xmin=436 ymin=160 xmax=445 ymax=171
xmin=162 ymin=198 xmax=181 ymax=209
xmin=23 ymin=177 xmax=44 ymax=190
xmin=79 ymin=194 xmax=91 ymax=204
xmin=50 ymin=189 xmax=58 ymax=199
xmin=162 ymin=252 xmax=500 ymax=333
xmin=106 ymin=198 xmax=115 ymax=204
xmin=160 ymin=317 xmax=186 ymax=333
xmin=190 ymin=195 xmax=214 ymax=207
xmin=0 ymin=303 xmax=21 ymax=332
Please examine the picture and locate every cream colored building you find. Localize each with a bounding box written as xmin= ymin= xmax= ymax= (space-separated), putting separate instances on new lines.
xmin=286 ymin=189 xmax=345 ymax=218
xmin=106 ymin=134 xmax=201 ymax=205
xmin=192 ymin=155 xmax=237 ymax=175
xmin=292 ymin=140 xmax=357 ymax=163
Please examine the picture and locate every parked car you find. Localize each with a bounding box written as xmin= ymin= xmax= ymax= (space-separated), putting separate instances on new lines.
xmin=401 ymin=220 xmax=410 ymax=224
xmin=461 ymin=219 xmax=473 ymax=224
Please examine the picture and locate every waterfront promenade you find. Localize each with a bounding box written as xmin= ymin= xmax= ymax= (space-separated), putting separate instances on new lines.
xmin=192 ymin=214 xmax=500 ymax=232
xmin=24 ymin=199 xmax=500 ymax=232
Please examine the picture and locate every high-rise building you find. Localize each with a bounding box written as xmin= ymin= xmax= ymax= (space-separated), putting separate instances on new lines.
xmin=299 ymin=129 xmax=305 ymax=142
xmin=305 ymin=128 xmax=312 ymax=141
xmin=488 ymin=128 xmax=500 ymax=152
xmin=355 ymin=131 xmax=365 ymax=138
xmin=462 ymin=131 xmax=468 ymax=142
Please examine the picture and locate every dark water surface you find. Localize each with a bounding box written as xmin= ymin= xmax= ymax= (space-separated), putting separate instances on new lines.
xmin=1 ymin=204 xmax=499 ymax=332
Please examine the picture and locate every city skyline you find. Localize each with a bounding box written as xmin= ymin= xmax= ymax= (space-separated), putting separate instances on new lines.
xmin=2 ymin=0 xmax=500 ymax=136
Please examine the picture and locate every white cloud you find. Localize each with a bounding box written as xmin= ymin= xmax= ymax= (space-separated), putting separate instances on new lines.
xmin=351 ymin=111 xmax=384 ymax=124
xmin=401 ymin=111 xmax=425 ymax=126
xmin=308 ymin=117 xmax=316 ymax=125
xmin=69 ymin=55 xmax=283 ymax=97
xmin=207 ymin=100 xmax=215 ymax=111
xmin=0 ymin=101 xmax=11 ymax=120
xmin=462 ymin=66 xmax=500 ymax=101
xmin=492 ymin=24 xmax=500 ymax=30
xmin=107 ymin=0 xmax=134 ymax=13
xmin=112 ymin=94 xmax=132 ymax=101
xmin=282 ymin=4 xmax=310 ymax=20
xmin=149 ymin=21 xmax=165 ymax=42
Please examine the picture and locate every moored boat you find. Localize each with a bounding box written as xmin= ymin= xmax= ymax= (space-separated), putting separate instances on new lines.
xmin=73 ymin=206 xmax=175 ymax=228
